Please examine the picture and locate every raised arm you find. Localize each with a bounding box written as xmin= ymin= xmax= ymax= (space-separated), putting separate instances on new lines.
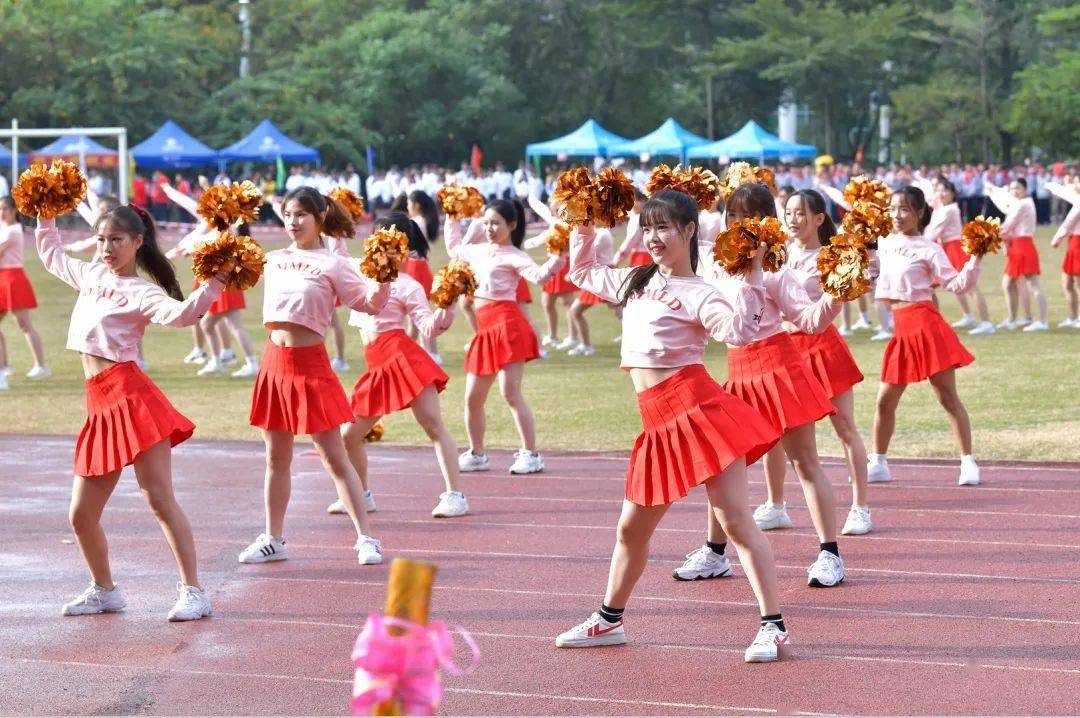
xmin=817 ymin=182 xmax=851 ymax=212
xmin=612 ymin=211 xmax=642 ymax=265
xmin=403 ymin=281 xmax=455 ymax=338
xmin=999 ymin=199 xmax=1035 ymax=239
xmin=931 ymin=244 xmax=981 ymax=294
xmin=333 ymin=259 xmax=391 ymax=315
xmin=512 ymin=247 xmax=565 ymax=286
xmin=162 ymin=183 xmax=199 ymax=219
xmin=140 ymin=278 xmax=224 ymax=328
xmin=35 ymin=218 xmax=94 ymax=290
xmin=985 ymin=182 xmax=1017 ymax=217
xmin=522 ymin=229 xmax=549 ymax=250
xmin=568 ymin=225 xmax=634 ymax=303
xmin=1052 ymin=204 xmax=1080 ymax=247
xmin=697 ymin=270 xmax=766 ymax=347
xmin=165 ymin=222 xmax=212 ymax=259
xmin=443 ymin=216 xmax=484 ymax=259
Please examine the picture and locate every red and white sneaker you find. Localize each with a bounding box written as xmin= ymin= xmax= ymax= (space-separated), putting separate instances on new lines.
xmin=744 ymin=623 xmax=791 ymax=663
xmin=555 ymin=612 xmax=626 ymax=648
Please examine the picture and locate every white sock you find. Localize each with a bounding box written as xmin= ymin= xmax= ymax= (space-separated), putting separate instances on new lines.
xmin=871 ymin=453 xmax=888 ymax=464
xmin=961 ymin=454 xmax=977 ymax=465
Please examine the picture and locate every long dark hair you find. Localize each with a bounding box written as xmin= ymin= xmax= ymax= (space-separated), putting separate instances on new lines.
xmin=788 ymin=189 xmax=836 ymax=246
xmin=489 ymin=198 xmax=526 ymax=248
xmin=408 ymin=190 xmax=440 ymax=243
xmin=282 ymin=186 xmax=355 ymax=238
xmin=934 ymin=175 xmax=958 ymax=202
xmin=96 ymin=205 xmax=183 ymax=300
xmin=898 ymin=186 xmax=932 ymax=232
xmin=617 ymin=189 xmax=699 ymax=306
xmin=726 ymin=182 xmax=777 ymax=219
xmin=375 ymin=211 xmax=428 ymax=259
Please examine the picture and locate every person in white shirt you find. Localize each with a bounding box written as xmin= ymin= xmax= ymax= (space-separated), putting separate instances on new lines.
xmin=345 ymin=165 xmax=361 ymax=196
xmin=284 ymin=166 xmax=305 ymax=192
xmin=0 ymin=173 xmax=9 ymax=198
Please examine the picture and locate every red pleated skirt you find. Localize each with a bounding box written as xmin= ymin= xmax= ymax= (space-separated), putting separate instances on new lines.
xmin=75 ymin=362 xmax=194 ymax=477
xmin=724 ymin=331 xmax=835 ymax=435
xmin=404 ymin=258 xmax=434 ymax=297
xmin=515 ymin=277 xmax=533 ymax=303
xmin=942 ymin=239 xmax=968 ymax=272
xmin=1005 ymin=236 xmax=1040 ymax=277
xmin=543 ymin=262 xmax=577 ymax=294
xmin=1062 ymin=235 xmax=1080 ymax=276
xmin=350 ymin=329 xmax=449 ymax=418
xmin=465 ymin=300 xmax=540 ymax=376
xmin=881 ymin=302 xmax=974 ymax=384
xmin=578 ymin=289 xmax=607 ymax=306
xmin=250 ymin=340 xmax=353 ymax=435
xmin=0 ymin=267 xmax=37 ymax=311
xmin=789 ymin=324 xmax=864 ymax=400
xmin=627 ymin=364 xmax=778 ymax=507
xmin=192 ymin=278 xmax=244 ymax=314
xmin=629 ymin=251 xmax=652 ymax=267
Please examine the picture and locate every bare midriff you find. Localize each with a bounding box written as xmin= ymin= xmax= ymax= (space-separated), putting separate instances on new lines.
xmin=267 ymin=322 xmax=325 ymax=348
xmin=628 ymin=366 xmax=683 ymax=393
xmin=80 ymin=353 xmax=118 ymax=379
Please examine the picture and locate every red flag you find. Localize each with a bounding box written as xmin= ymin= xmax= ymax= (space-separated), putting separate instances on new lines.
xmin=470 ymin=144 xmax=483 ymax=174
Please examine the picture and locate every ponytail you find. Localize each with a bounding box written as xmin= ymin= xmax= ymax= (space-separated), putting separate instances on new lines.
xmin=97 ymin=205 xmax=183 ymax=300
xmin=789 ymin=189 xmax=836 ymax=246
xmin=282 ymin=186 xmax=356 ymax=239
xmin=489 ymin=198 xmax=526 ymax=248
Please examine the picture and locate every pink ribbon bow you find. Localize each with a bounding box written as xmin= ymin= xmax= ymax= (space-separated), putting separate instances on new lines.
xmin=351 ymin=613 xmax=479 ymax=716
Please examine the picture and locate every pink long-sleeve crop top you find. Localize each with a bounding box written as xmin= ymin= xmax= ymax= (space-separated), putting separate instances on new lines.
xmin=262 ymin=243 xmax=389 ymax=336
xmin=444 ymin=217 xmax=564 ymax=302
xmin=569 ymin=225 xmax=765 ymax=368
xmin=875 ymin=233 xmax=980 ymax=302
xmin=0 ymin=222 xmax=25 ymax=269
xmin=925 ymin=203 xmax=963 ymax=244
xmin=36 ymin=219 xmax=224 ymax=363
xmin=347 ymin=271 xmax=453 ymax=341
xmin=1000 ymin=197 xmax=1036 ymax=239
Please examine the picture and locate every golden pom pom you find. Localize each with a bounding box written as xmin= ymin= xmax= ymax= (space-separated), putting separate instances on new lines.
xmin=363 ymin=422 xmax=384 ymax=443
xmin=645 ymin=163 xmax=681 ymax=196
xmin=754 ymin=167 xmax=778 ymax=195
xmin=592 ymin=167 xmax=636 ymax=227
xmin=192 ymin=232 xmax=267 ymax=291
xmin=552 ymin=167 xmax=597 ymax=226
xmin=359 ymin=226 xmax=410 ymax=283
xmin=197 ymin=185 xmax=240 ymax=231
xmin=329 ymin=187 xmax=366 ymax=222
xmin=817 ymin=235 xmax=871 ymax=301
xmin=232 ymin=180 xmax=263 ymax=224
xmin=840 ymin=202 xmax=893 ymax=244
xmin=544 ymin=223 xmax=571 ymax=254
xmin=713 ymin=216 xmax=789 ymax=276
xmin=437 ymin=183 xmax=485 ymax=220
xmin=843 ymin=175 xmax=891 ymax=210
xmin=961 ymin=216 xmax=1002 ymax=257
xmin=430 ymin=259 xmax=478 ymax=309
xmin=719 ymin=162 xmax=757 ymax=201
xmin=12 ymin=159 xmax=88 ymax=219
xmin=646 ymin=164 xmax=721 ymax=211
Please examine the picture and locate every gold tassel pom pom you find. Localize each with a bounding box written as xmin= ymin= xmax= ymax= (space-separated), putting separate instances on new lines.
xmin=192 ymin=232 xmax=267 ymax=291
xmin=843 ymin=176 xmax=891 ymax=210
xmin=544 ymin=223 xmax=571 ymax=255
xmin=437 ymin=184 xmax=484 ymax=220
xmin=363 ymin=422 xmax=385 ymax=444
xmin=961 ymin=216 xmax=1003 ymax=257
xmin=12 ymin=160 xmax=87 ymax=219
xmin=330 ymin=187 xmax=366 ymax=222
xmin=713 ymin=216 xmax=788 ymax=276
xmin=645 ymin=164 xmax=721 ymax=211
xmin=817 ymin=235 xmax=871 ymax=301
xmin=359 ymin=226 xmax=410 ymax=283
xmin=840 ymin=202 xmax=893 ymax=244
xmin=430 ymin=259 xmax=478 ymax=309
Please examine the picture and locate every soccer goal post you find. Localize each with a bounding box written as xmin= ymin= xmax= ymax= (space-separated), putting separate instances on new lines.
xmin=1 ymin=120 xmax=129 ymax=203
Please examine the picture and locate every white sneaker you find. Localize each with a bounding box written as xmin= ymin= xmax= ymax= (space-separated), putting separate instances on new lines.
xmin=867 ymin=457 xmax=892 ymax=483
xmin=167 ymin=583 xmax=212 ymax=622
xmin=744 ymin=622 xmax=791 ymax=663
xmin=1015 ymin=318 xmax=1032 ymax=327
xmin=555 ymin=612 xmax=626 ymax=648
xmin=219 ymin=348 xmax=238 ymax=366
xmin=951 ymin=315 xmax=975 ymax=329
xmin=330 ymin=357 xmax=350 ymax=372
xmin=807 ymin=550 xmax=845 ymax=587
xmin=183 ymin=348 xmax=208 ymax=364
xmin=541 ymin=335 xmax=559 ymax=348
xmin=851 ymin=317 xmax=873 ymax=331
xmin=197 ymin=361 xmax=224 ymax=377
xmin=841 ymin=506 xmax=873 ymax=535
xmin=539 ymin=348 xmax=549 ymax=360
xmin=25 ymin=365 xmax=51 ymax=379
xmin=432 ymin=491 xmax=469 ymax=518
xmin=238 ymin=533 xmax=287 ymax=563
xmin=0 ymin=365 xmax=13 ymax=376
xmin=837 ymin=326 xmax=853 ymax=337
xmin=327 ymin=489 xmax=377 ymax=514
xmin=612 ymin=335 xmax=622 ymax=343
xmin=463 ymin=340 xmax=472 ymax=352
xmin=355 ymin=535 xmax=383 ymax=565
xmin=554 ymin=337 xmax=579 ymax=351
xmin=0 ymin=372 xmax=8 ymax=391
xmin=1022 ymin=320 xmax=1049 ymax=332
xmin=870 ymin=329 xmax=893 ymax=341
xmin=230 ymin=360 xmax=259 ymax=378
xmin=752 ymin=502 xmax=793 ymax=530
xmin=996 ymin=319 xmax=1017 ymax=330
xmin=508 ymin=449 xmax=544 ymax=474
xmin=959 ymin=459 xmax=981 ymax=486
xmin=458 ymin=451 xmax=490 ymax=472
xmin=429 ymin=353 xmax=444 ymax=366
xmin=968 ymin=321 xmax=996 ymax=335
xmin=567 ymin=344 xmax=595 ymax=356
xmin=1057 ymin=318 xmax=1076 ymax=329
xmin=672 ymin=544 xmax=732 ymax=581
xmin=62 ymin=582 xmax=127 ymax=616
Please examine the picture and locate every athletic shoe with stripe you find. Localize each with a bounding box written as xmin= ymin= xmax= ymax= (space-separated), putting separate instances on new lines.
xmin=355 ymin=535 xmax=383 ymax=565
xmin=508 ymin=449 xmax=544 ymax=474
xmin=167 ymin=583 xmax=212 ymax=622
xmin=62 ymin=582 xmax=127 ymax=616
xmin=672 ymin=544 xmax=733 ymax=581
xmin=458 ymin=451 xmax=490 ymax=472
xmin=744 ymin=622 xmax=791 ymax=663
xmin=238 ymin=533 xmax=287 ymax=563
xmin=555 ymin=612 xmax=626 ymax=648
xmin=807 ymin=550 xmax=845 ymax=587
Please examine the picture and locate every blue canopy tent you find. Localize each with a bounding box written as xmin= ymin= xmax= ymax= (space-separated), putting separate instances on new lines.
xmin=687 ymin=120 xmax=817 ymax=161
xmin=525 ymin=119 xmax=630 ymax=159
xmin=218 ymin=119 xmax=320 ymax=163
xmin=0 ymin=143 xmax=27 ymax=167
xmin=29 ymin=134 xmax=119 ymax=168
xmin=131 ymin=120 xmax=218 ymax=168
xmin=607 ymin=118 xmax=709 ymax=164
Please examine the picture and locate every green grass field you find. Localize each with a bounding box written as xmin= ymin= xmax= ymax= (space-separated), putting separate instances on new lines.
xmin=2 ymin=226 xmax=1077 ymax=460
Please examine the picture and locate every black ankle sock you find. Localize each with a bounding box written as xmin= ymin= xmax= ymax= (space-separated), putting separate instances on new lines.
xmin=706 ymin=541 xmax=727 ymax=556
xmin=820 ymin=541 xmax=839 ymax=558
xmin=761 ymin=613 xmax=786 ymax=632
xmin=598 ymin=603 xmax=624 ymax=624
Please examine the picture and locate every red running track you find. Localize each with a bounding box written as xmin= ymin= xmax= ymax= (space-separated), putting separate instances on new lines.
xmin=1 ymin=434 xmax=1079 ymax=715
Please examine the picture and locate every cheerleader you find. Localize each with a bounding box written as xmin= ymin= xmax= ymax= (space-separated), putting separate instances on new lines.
xmin=331 ymin=212 xmax=467 ymax=518
xmin=36 ymin=206 xmax=227 ymax=620
xmin=555 ymin=190 xmax=790 ymax=662
xmin=610 ymin=191 xmax=649 ymax=267
xmin=675 ymin=183 xmax=847 ymax=587
xmin=240 ymin=187 xmax=391 ymax=566
xmin=990 ymin=178 xmax=1048 ymax=331
xmin=1049 ymin=182 xmax=1080 ymax=327
xmin=444 ymin=199 xmax=564 ymax=475
xmin=524 ymin=196 xmax=580 ymax=352
xmin=780 ymin=190 xmax=874 ymax=535
xmin=867 ymin=186 xmax=983 ymax=486
xmin=0 ymin=197 xmax=49 ymax=387
xmin=566 ymin=225 xmax=618 ymax=356
xmin=922 ymin=177 xmax=994 ymax=335
xmin=405 ymin=190 xmax=442 ymax=362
